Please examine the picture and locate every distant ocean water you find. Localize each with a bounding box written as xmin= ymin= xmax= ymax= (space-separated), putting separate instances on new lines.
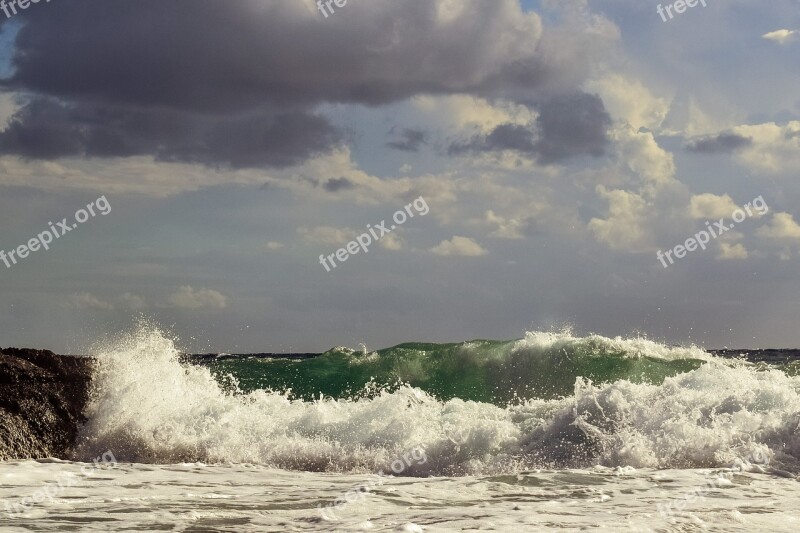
xmin=2 ymin=327 xmax=799 ymax=531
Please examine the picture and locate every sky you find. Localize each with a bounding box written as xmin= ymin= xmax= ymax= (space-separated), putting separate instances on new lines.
xmin=1 ymin=0 xmax=800 ymax=354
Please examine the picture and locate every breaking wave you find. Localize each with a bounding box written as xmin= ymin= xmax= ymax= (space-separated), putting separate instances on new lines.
xmin=72 ymin=328 xmax=800 ymax=476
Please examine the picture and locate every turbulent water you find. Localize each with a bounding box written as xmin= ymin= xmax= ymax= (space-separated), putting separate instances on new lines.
xmin=2 ymin=327 xmax=800 ymax=531
xmin=198 ymin=336 xmax=708 ymax=404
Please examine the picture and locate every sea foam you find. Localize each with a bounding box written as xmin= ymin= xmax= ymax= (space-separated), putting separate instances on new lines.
xmin=73 ymin=327 xmax=800 ymax=476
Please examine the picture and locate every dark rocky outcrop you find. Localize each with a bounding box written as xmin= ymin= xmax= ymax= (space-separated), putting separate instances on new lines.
xmin=0 ymin=348 xmax=94 ymax=461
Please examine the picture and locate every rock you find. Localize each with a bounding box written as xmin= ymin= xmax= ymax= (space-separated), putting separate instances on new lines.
xmin=0 ymin=347 xmax=94 ymax=460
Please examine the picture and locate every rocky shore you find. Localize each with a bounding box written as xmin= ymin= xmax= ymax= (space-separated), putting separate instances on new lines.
xmin=0 ymin=348 xmax=94 ymax=461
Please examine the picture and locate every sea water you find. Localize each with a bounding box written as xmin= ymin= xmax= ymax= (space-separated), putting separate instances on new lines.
xmin=1 ymin=327 xmax=799 ymax=531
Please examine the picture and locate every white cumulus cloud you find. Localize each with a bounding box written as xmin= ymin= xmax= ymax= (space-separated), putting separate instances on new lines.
xmin=430 ymin=236 xmax=488 ymax=257
xmin=762 ymin=29 xmax=798 ymax=44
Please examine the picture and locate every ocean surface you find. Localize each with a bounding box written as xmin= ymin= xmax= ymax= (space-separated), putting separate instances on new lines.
xmin=2 ymin=328 xmax=800 ymax=531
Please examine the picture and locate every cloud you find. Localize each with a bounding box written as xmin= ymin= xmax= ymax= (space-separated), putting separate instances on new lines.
xmin=430 ymin=236 xmax=488 ymax=257
xmin=661 ymin=93 xmax=725 ymax=138
xmin=451 ymin=123 xmax=534 ymax=155
xmin=729 ymin=121 xmax=800 ymax=174
xmin=0 ymin=98 xmax=343 ymax=168
xmin=485 ymin=210 xmax=527 ymax=239
xmin=718 ymin=242 xmax=749 ymax=260
xmin=757 ymin=212 xmax=800 ymax=244
xmin=378 ymin=233 xmax=405 ymax=251
xmin=689 ymin=193 xmax=739 ymax=219
xmin=589 ymin=187 xmax=651 ymax=251
xmin=300 ymin=223 xmax=405 ymax=250
xmin=323 ymin=177 xmax=355 ymax=192
xmin=762 ymin=29 xmax=799 ymax=44
xmin=483 ymin=123 xmax=538 ymax=153
xmin=2 ymin=0 xmax=559 ymax=109
xmin=67 ymin=292 xmax=114 ymax=311
xmin=166 ymin=286 xmax=228 ymax=310
xmin=449 ymin=92 xmax=612 ymax=163
xmin=685 ymin=132 xmax=752 ymax=154
xmin=410 ymin=94 xmax=535 ymax=136
xmin=533 ymin=92 xmax=613 ymax=163
xmin=0 ymin=0 xmax=614 ymax=169
xmin=386 ymin=128 xmax=427 ymax=152
xmin=611 ymin=126 xmax=677 ymax=188
xmin=298 ymin=226 xmax=355 ymax=246
xmin=265 ymin=241 xmax=285 ymax=250
xmin=584 ymin=74 xmax=669 ymax=131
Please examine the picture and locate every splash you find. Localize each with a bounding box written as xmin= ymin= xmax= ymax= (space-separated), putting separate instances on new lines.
xmin=73 ymin=326 xmax=800 ymax=476
xmin=203 ymin=329 xmax=713 ymax=404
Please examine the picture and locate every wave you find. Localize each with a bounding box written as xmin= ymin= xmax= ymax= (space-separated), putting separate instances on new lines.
xmin=201 ymin=331 xmax=713 ymax=404
xmin=72 ymin=328 xmax=800 ymax=476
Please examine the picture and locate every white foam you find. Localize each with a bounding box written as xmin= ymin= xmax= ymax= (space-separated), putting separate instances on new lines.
xmin=74 ymin=327 xmax=800 ymax=474
xmin=3 ymin=461 xmax=797 ymax=531
xmin=514 ymin=329 xmax=715 ymax=362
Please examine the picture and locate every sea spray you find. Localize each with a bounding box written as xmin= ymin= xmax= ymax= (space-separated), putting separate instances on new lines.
xmin=71 ymin=326 xmax=800 ymax=475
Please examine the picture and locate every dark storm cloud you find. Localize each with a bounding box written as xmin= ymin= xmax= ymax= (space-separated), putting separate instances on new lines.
xmin=167 ymin=112 xmax=342 ymax=169
xmin=449 ymin=93 xmax=612 ymax=163
xmin=0 ymin=0 xmax=563 ymax=110
xmin=386 ymin=128 xmax=427 ymax=152
xmin=685 ymin=133 xmax=753 ymax=154
xmin=0 ymin=0 xmax=605 ymax=168
xmin=0 ymin=98 xmax=342 ymax=168
xmin=484 ymin=124 xmax=537 ymax=152
xmin=533 ymin=92 xmax=612 ymax=163
xmin=323 ymin=177 xmax=355 ymax=192
xmin=449 ymin=124 xmax=536 ymax=155
xmin=0 ymin=99 xmax=87 ymax=160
